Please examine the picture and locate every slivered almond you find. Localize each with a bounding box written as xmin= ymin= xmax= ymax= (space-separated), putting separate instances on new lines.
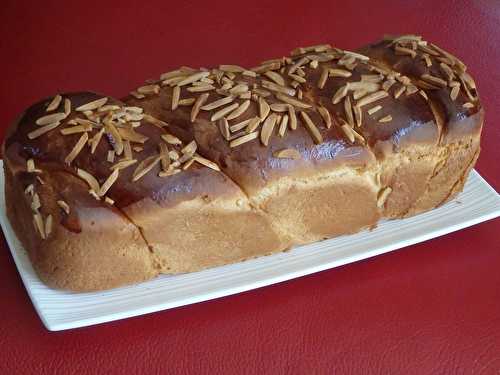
xmin=104 ymin=197 xmax=115 ymax=205
xmin=64 ymin=98 xmax=71 ymax=116
xmin=245 ymin=116 xmax=261 ymax=133
xmin=260 ymin=114 xmax=278 ymax=146
xmin=332 ymin=85 xmax=348 ymax=104
xmin=300 ymin=112 xmax=323 ymax=144
xmin=65 ymin=132 xmax=88 ymax=165
xmin=382 ymin=79 xmax=396 ymax=91
xmin=107 ymin=150 xmax=115 ymax=163
xmin=36 ymin=112 xmax=67 ymax=125
xmin=317 ymin=106 xmax=332 ymax=129
xmin=463 ymin=102 xmax=474 ymax=109
xmin=275 ymin=93 xmax=311 ymax=109
xmin=278 ymin=114 xmax=289 ymax=137
xmin=76 ymin=97 xmax=108 ymax=111
xmin=132 ymin=156 xmax=161 ymax=182
xmin=159 ymin=143 xmax=170 ymax=171
xmin=450 ymin=85 xmax=460 ymax=101
xmin=288 ymin=56 xmax=309 ymax=74
xmin=421 ymin=74 xmax=447 ymax=88
xmin=274 ymin=148 xmax=301 ymax=159
xmin=230 ymin=118 xmax=252 ymax=133
xmin=230 ymin=131 xmax=259 ymax=148
xmin=130 ymin=91 xmax=146 ymax=99
xmin=395 ymin=45 xmax=416 ymax=58
xmin=419 ymin=90 xmax=429 ymax=101
xmin=344 ymin=96 xmax=354 ymax=127
xmin=160 ymin=69 xmax=187 ymax=81
xmin=104 ymin=117 xmax=124 ymax=155
xmin=176 ymin=71 xmax=210 ymax=86
xmin=172 ymin=85 xmax=180 ymax=110
xmin=90 ymin=128 xmax=105 ymax=154
xmin=341 ymin=124 xmax=355 ymax=143
xmin=378 ymin=115 xmax=393 ymax=123
xmin=229 ymin=84 xmax=249 ymax=95
xmin=258 ymin=97 xmax=270 ymax=121
xmin=26 ymin=159 xmax=42 ymax=173
xmin=394 ymin=85 xmax=406 ymax=99
xmin=178 ymin=98 xmax=196 ymax=106
xmin=187 ymin=85 xmax=215 ymax=93
xmin=377 ymin=187 xmax=392 ymax=208
xmin=33 ymin=212 xmax=45 ymax=239
xmin=218 ymin=118 xmax=231 ymax=140
xmin=356 ymin=90 xmax=389 ymax=107
xmin=261 ymin=80 xmax=296 ymax=96
xmin=98 ymin=169 xmax=119 ymax=196
xmin=110 ymin=159 xmax=137 ymax=170
xmin=118 ymin=128 xmax=148 ymax=143
xmin=367 ymin=105 xmax=382 ymax=115
xmin=123 ymin=140 xmax=132 ymax=160
xmin=318 ymin=67 xmax=329 ymax=89
xmin=25 ymin=184 xmax=34 ymax=196
xmin=270 ymin=103 xmax=289 ymax=112
xmin=181 ymin=140 xmax=197 ymax=155
xmin=226 ymin=100 xmax=250 ymax=120
xmin=46 ymin=95 xmax=62 ymax=112
xmin=193 ymin=155 xmax=220 ymax=171
xmin=201 ymin=96 xmax=234 ymax=111
xmin=219 ymin=64 xmax=245 ymax=72
xmin=162 ymin=134 xmax=182 ymax=145
xmin=28 ymin=122 xmax=60 ymax=139
xmin=77 ymin=168 xmax=100 ymax=192
xmin=57 ymin=200 xmax=70 ymax=215
xmin=288 ymin=105 xmax=297 ymax=130
xmin=211 ymin=103 xmax=239 ymax=122
xmin=264 ymin=71 xmax=285 ymax=86
xmin=60 ymin=124 xmax=92 ymax=135
xmin=31 ymin=193 xmax=41 ymax=211
xmin=353 ymin=105 xmax=362 ymax=127
xmin=329 ymin=69 xmax=352 ymax=78
xmin=191 ymin=93 xmax=209 ymax=122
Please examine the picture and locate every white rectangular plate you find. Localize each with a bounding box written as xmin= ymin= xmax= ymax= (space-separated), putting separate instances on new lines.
xmin=0 ymin=160 xmax=499 ymax=331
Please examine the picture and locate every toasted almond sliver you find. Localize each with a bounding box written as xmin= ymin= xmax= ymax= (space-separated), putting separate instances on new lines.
xmin=176 ymin=71 xmax=210 ymax=87
xmin=36 ymin=112 xmax=67 ymax=126
xmin=270 ymin=103 xmax=289 ymax=112
xmin=107 ymin=150 xmax=115 ymax=163
xmin=260 ymin=113 xmax=278 ymax=146
xmin=377 ymin=187 xmax=392 ymax=208
xmin=77 ymin=168 xmax=100 ymax=192
xmin=274 ymin=148 xmax=301 ymax=159
xmin=332 ymin=85 xmax=348 ymax=104
xmin=211 ymin=103 xmax=239 ymax=122
xmin=33 ymin=212 xmax=45 ymax=239
xmin=98 ymin=169 xmax=119 ymax=196
xmin=278 ymin=114 xmax=289 ymax=137
xmin=344 ymin=96 xmax=354 ymax=127
xmin=300 ymin=112 xmax=323 ymax=144
xmin=60 ymin=124 xmax=92 ymax=135
xmin=193 ymin=155 xmax=221 ymax=171
xmin=172 ymin=85 xmax=180 ymax=110
xmin=450 ymin=85 xmax=460 ymax=101
xmin=191 ymin=93 xmax=209 ymax=122
xmin=463 ymin=102 xmax=474 ymax=109
xmin=218 ymin=118 xmax=231 ymax=140
xmin=65 ymin=132 xmax=89 ymax=165
xmin=161 ymin=134 xmax=182 ymax=145
xmin=46 ymin=95 xmax=62 ymax=112
xmin=275 ymin=93 xmax=311 ymax=109
xmin=201 ymin=96 xmax=234 ymax=111
xmin=229 ymin=131 xmax=259 ymax=148
xmin=378 ymin=115 xmax=393 ymax=123
xmin=110 ymin=159 xmax=137 ymax=171
xmin=229 ymin=84 xmax=249 ymax=95
xmin=258 ymin=97 xmax=270 ymax=121
xmin=44 ymin=214 xmax=53 ymax=236
xmin=219 ymin=64 xmax=245 ymax=73
xmin=329 ymin=68 xmax=352 ymax=78
xmin=181 ymin=140 xmax=197 ymax=155
xmin=76 ymin=97 xmax=108 ymax=112
xmin=118 ymin=128 xmax=148 ymax=144
xmin=341 ymin=124 xmax=355 ymax=143
xmin=245 ymin=116 xmax=261 ymax=133
xmin=261 ymin=80 xmax=296 ymax=96
xmin=133 ymin=156 xmax=161 ymax=182
xmin=226 ymin=100 xmax=250 ymax=120
xmin=90 ymin=128 xmax=105 ymax=154
xmin=367 ymin=105 xmax=382 ymax=115
xmin=104 ymin=118 xmax=124 ymax=155
xmin=230 ymin=118 xmax=252 ymax=133
xmin=356 ymin=90 xmax=389 ymax=108
xmin=317 ymin=106 xmax=332 ymax=129
xmin=288 ymin=105 xmax=297 ymax=130
xmin=57 ymin=200 xmax=70 ymax=215
xmin=28 ymin=121 xmax=60 ymax=139
xmin=264 ymin=71 xmax=285 ymax=86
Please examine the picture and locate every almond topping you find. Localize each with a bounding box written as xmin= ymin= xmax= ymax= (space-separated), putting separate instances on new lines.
xmin=132 ymin=156 xmax=161 ymax=182
xmin=367 ymin=105 xmax=382 ymax=115
xmin=28 ymin=122 xmax=60 ymax=139
xmin=258 ymin=97 xmax=270 ymax=121
xmin=300 ymin=111 xmax=323 ymax=144
xmin=201 ymin=96 xmax=234 ymax=111
xmin=264 ymin=71 xmax=285 ymax=86
xmin=57 ymin=200 xmax=70 ymax=215
xmin=191 ymin=93 xmax=209 ymax=122
xmin=275 ymin=93 xmax=311 ymax=109
xmin=260 ymin=113 xmax=278 ymax=146
xmin=274 ymin=148 xmax=300 ymax=159
xmin=65 ymin=132 xmax=88 ymax=165
xmin=377 ymin=187 xmax=392 ymax=208
xmin=378 ymin=115 xmax=393 ymax=123
xmin=317 ymin=106 xmax=332 ymax=129
xmin=229 ymin=131 xmax=259 ymax=148
xmin=245 ymin=117 xmax=261 ymax=133
xmin=193 ymin=155 xmax=221 ymax=171
xmin=90 ymin=128 xmax=105 ymax=154
xmin=356 ymin=90 xmax=389 ymax=107
xmin=77 ymin=168 xmax=100 ymax=192
xmin=226 ymin=100 xmax=250 ymax=120
xmin=278 ymin=114 xmax=289 ymax=137
xmin=36 ymin=112 xmax=67 ymax=126
xmin=211 ymin=103 xmax=239 ymax=122
xmin=171 ymin=85 xmax=180 ymax=110
xmin=46 ymin=95 xmax=62 ymax=112
xmin=288 ymin=105 xmax=297 ymax=130
xmin=332 ymin=85 xmax=349 ymax=104
xmin=329 ymin=69 xmax=352 ymax=78
xmin=176 ymin=71 xmax=210 ymax=86
xmin=111 ymin=159 xmax=138 ymax=171
xmin=162 ymin=134 xmax=182 ymax=145
xmin=98 ymin=169 xmax=119 ymax=196
xmin=76 ymin=97 xmax=108 ymax=112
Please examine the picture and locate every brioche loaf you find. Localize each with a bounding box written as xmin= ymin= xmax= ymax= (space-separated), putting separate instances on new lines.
xmin=2 ymin=35 xmax=482 ymax=291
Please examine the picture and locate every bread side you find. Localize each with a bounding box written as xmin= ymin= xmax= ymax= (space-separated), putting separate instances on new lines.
xmin=3 ymin=35 xmax=483 ymax=291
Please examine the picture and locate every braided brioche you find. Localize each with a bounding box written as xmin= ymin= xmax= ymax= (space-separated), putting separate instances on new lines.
xmin=3 ymin=35 xmax=482 ymax=291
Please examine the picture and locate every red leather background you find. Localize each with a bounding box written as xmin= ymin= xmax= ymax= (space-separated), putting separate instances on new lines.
xmin=1 ymin=1 xmax=499 ymax=374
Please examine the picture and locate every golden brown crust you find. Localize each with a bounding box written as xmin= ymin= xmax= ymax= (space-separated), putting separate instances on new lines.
xmin=2 ymin=35 xmax=483 ymax=291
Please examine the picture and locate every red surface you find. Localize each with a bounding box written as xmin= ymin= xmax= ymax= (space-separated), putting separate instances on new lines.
xmin=1 ymin=1 xmax=499 ymax=374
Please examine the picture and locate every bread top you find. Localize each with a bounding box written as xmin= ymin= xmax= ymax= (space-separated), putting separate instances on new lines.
xmin=3 ymin=35 xmax=483 ymax=239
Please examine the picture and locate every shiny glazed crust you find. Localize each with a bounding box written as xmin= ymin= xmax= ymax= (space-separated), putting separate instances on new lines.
xmin=3 ymin=35 xmax=483 ymax=291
